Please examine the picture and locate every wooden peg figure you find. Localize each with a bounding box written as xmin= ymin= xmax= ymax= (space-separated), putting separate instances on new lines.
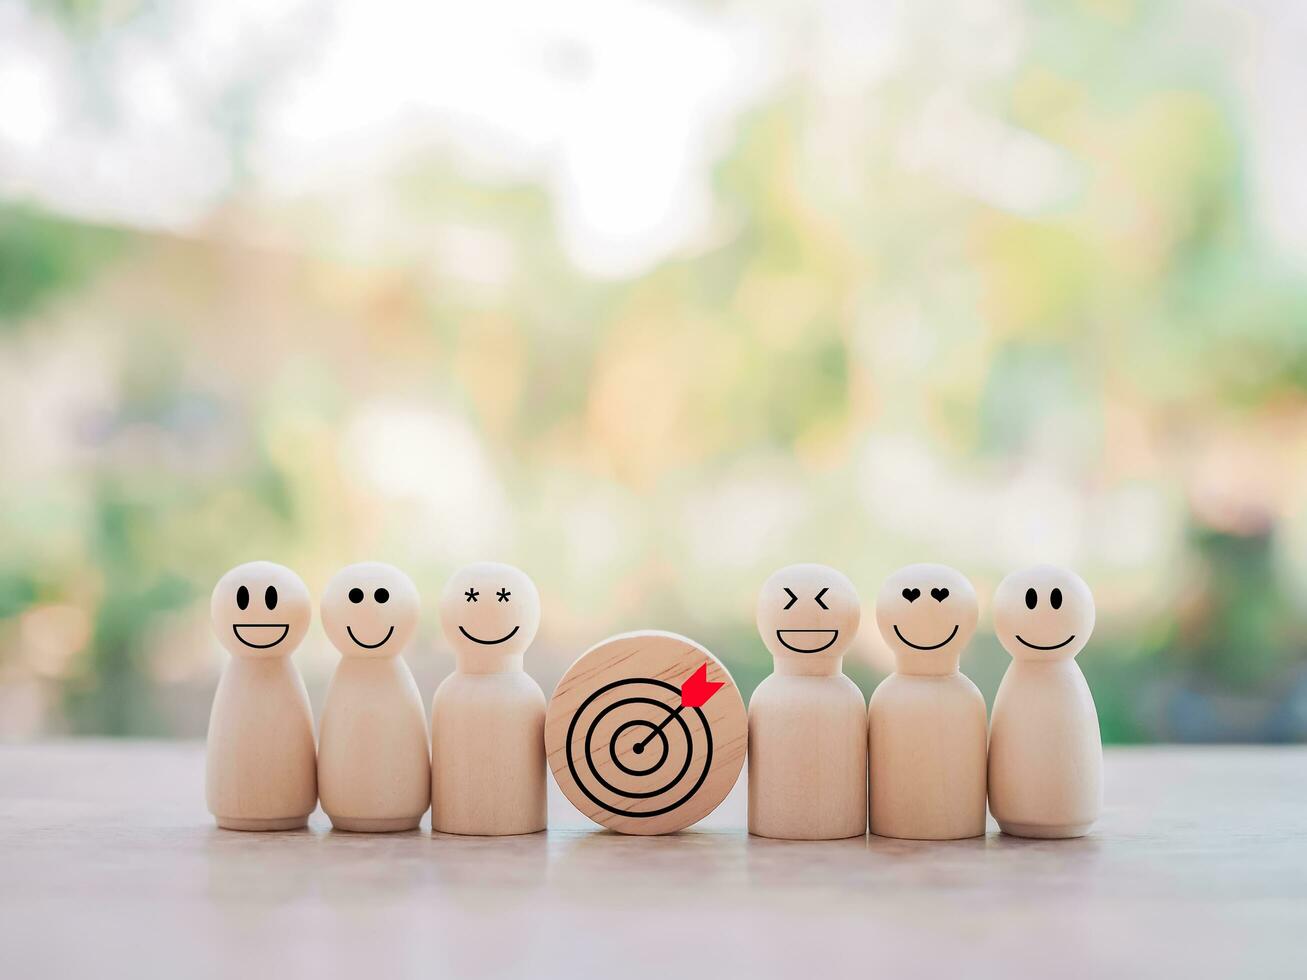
xmin=868 ymin=563 xmax=986 ymax=840
xmin=988 ymin=564 xmax=1101 ymax=839
xmin=748 ymin=563 xmax=867 ymax=840
xmin=317 ymin=562 xmax=430 ymax=832
xmin=430 ymin=562 xmax=547 ymax=836
xmin=206 ymin=561 xmax=318 ymax=831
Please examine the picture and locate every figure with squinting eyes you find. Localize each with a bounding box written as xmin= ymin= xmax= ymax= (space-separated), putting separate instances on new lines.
xmin=748 ymin=563 xmax=867 ymax=840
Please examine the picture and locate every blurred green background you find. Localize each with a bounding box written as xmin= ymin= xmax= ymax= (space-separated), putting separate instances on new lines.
xmin=2 ymin=0 xmax=1306 ymax=742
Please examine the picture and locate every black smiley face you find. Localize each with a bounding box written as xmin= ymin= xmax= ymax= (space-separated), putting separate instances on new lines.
xmin=775 ymin=586 xmax=840 ymax=653
xmin=232 ymin=583 xmax=289 ymax=649
xmin=457 ymin=585 xmax=520 ymax=645
xmin=344 ymin=586 xmax=394 ymax=649
xmin=1015 ymin=587 xmax=1075 ymax=650
xmin=889 ymin=581 xmax=960 ymax=651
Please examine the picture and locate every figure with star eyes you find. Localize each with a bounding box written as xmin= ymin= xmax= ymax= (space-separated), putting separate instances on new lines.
xmin=988 ymin=564 xmax=1101 ymax=839
xmin=869 ymin=563 xmax=987 ymax=840
xmin=748 ymin=563 xmax=868 ymax=839
xmin=317 ymin=561 xmax=430 ymax=832
xmin=430 ymin=562 xmax=547 ymax=835
xmin=206 ymin=561 xmax=318 ymax=830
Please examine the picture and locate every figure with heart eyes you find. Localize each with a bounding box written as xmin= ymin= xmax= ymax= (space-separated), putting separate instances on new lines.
xmin=747 ymin=563 xmax=868 ymax=839
xmin=869 ymin=563 xmax=987 ymax=840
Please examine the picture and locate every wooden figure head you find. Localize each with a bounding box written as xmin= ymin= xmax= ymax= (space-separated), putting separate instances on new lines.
xmin=211 ymin=561 xmax=311 ymax=659
xmin=320 ymin=561 xmax=420 ymax=658
xmin=755 ymin=563 xmax=860 ymax=670
xmin=875 ymin=563 xmax=978 ymax=675
xmin=993 ymin=564 xmax=1094 ymax=662
xmin=439 ymin=561 xmax=540 ymax=667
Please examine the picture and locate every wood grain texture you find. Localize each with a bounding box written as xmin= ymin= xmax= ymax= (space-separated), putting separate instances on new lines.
xmin=748 ymin=672 xmax=867 ymax=839
xmin=205 ymin=656 xmax=317 ymax=830
xmin=868 ymin=672 xmax=987 ymax=839
xmin=318 ymin=657 xmax=430 ymax=832
xmin=1 ymin=743 xmax=1305 ymax=979
xmin=431 ymin=671 xmax=546 ymax=835
xmin=544 ymin=631 xmax=747 ymax=835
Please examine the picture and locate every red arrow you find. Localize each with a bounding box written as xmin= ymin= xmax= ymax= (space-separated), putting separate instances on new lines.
xmin=634 ymin=664 xmax=724 ymax=752
xmin=680 ymin=663 xmax=724 ymax=709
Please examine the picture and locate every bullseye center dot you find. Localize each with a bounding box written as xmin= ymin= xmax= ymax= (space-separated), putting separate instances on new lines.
xmin=633 ymin=742 xmax=644 ymax=754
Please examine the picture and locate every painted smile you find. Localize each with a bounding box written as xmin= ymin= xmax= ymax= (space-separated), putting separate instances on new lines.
xmin=346 ymin=625 xmax=395 ymax=649
xmin=892 ymin=624 xmax=959 ymax=651
xmin=776 ymin=629 xmax=839 ymax=654
xmin=458 ymin=624 xmax=520 ymax=646
xmin=232 ymin=623 xmax=289 ymax=649
xmin=1016 ymin=634 xmax=1075 ymax=651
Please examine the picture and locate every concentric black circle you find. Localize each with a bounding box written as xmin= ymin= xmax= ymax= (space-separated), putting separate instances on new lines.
xmin=564 ymin=676 xmax=715 ymax=819
xmin=609 ymin=719 xmax=668 ymax=776
xmin=586 ymin=697 xmax=692 ymax=798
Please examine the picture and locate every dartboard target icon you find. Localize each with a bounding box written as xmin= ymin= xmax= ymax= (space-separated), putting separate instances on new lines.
xmin=546 ymin=631 xmax=748 ymax=835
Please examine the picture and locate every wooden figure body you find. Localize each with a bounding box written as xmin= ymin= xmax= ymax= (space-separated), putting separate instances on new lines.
xmin=431 ymin=562 xmax=546 ymax=836
xmin=868 ymin=563 xmax=986 ymax=840
xmin=988 ymin=564 xmax=1101 ymax=839
xmin=206 ymin=561 xmax=317 ymax=831
xmin=748 ymin=563 xmax=867 ymax=840
xmin=317 ymin=562 xmax=429 ymax=832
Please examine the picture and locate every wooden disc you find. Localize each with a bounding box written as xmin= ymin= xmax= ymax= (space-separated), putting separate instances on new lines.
xmin=545 ymin=630 xmax=747 ymax=835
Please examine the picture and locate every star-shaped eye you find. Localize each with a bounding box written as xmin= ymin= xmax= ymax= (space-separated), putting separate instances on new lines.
xmin=497 ymin=588 xmax=511 ymax=602
xmin=465 ymin=588 xmax=479 ymax=602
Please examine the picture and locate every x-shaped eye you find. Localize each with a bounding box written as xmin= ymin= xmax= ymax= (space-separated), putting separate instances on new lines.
xmin=783 ymin=587 xmax=798 ymax=610
xmin=814 ymin=587 xmax=829 ymax=610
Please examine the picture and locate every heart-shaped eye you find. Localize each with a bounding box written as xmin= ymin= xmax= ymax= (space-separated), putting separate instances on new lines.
xmin=931 ymin=588 xmax=949 ymax=602
xmin=902 ymin=588 xmax=920 ymax=602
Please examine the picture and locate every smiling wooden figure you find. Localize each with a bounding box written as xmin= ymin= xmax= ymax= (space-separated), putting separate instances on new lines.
xmin=317 ymin=562 xmax=430 ymax=832
xmin=206 ymin=561 xmax=318 ymax=831
xmin=748 ymin=563 xmax=867 ymax=840
xmin=430 ymin=562 xmax=547 ymax=836
xmin=988 ymin=564 xmax=1101 ymax=839
xmin=868 ymin=563 xmax=986 ymax=840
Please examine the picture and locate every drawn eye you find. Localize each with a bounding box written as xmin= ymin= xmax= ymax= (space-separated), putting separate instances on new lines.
xmin=814 ymin=587 xmax=829 ymax=610
xmin=465 ymin=588 xmax=479 ymax=602
xmin=236 ymin=586 xmax=249 ymax=610
xmin=782 ymin=587 xmax=798 ymax=610
xmin=497 ymin=588 xmax=511 ymax=602
xmin=375 ymin=588 xmax=389 ymax=604
xmin=349 ymin=588 xmax=364 ymax=604
xmin=1050 ymin=587 xmax=1062 ymax=610
xmin=1025 ymin=588 xmax=1037 ymax=610
xmin=264 ymin=586 xmax=278 ymax=610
